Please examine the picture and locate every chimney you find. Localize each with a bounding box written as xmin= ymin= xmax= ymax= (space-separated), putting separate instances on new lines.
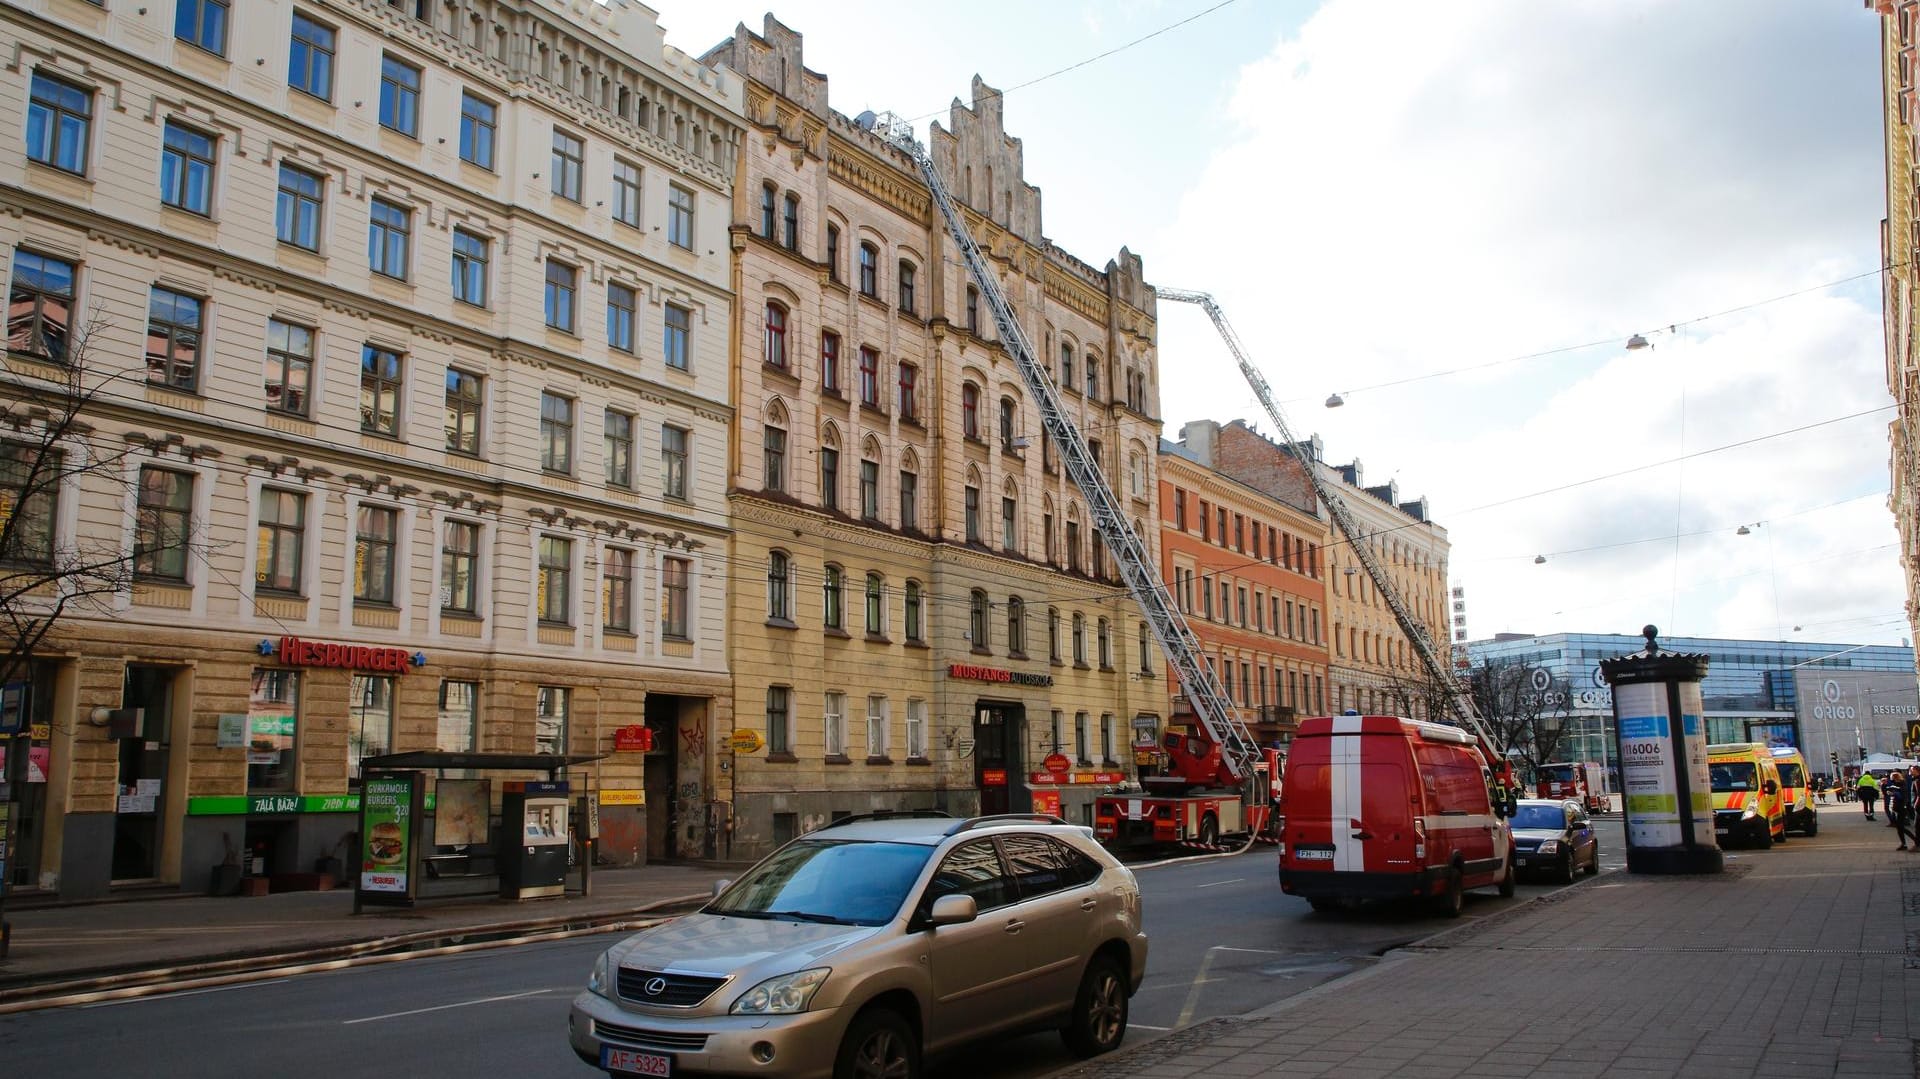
xmin=1178 ymin=420 xmax=1221 ymax=465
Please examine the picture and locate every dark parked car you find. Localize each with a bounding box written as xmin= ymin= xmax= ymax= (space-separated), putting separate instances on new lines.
xmin=1509 ymin=798 xmax=1598 ymax=884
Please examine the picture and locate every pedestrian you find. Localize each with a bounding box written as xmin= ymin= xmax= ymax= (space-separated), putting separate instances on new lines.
xmin=1889 ymin=771 xmax=1914 ymax=849
xmin=1858 ymin=770 xmax=1881 ymax=820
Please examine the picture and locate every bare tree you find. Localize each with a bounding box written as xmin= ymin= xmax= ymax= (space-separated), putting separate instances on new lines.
xmin=1464 ymin=657 xmax=1577 ymax=781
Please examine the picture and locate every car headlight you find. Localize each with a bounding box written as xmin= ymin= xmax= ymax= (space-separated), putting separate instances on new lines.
xmin=1742 ymin=806 xmax=1759 ymax=819
xmin=1535 ymin=840 xmax=1559 ymax=854
xmin=730 ymin=968 xmax=830 ymax=1015
xmin=588 ymin=951 xmax=613 ymax=999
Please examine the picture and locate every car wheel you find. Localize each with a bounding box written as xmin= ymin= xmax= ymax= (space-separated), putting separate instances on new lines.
xmin=1431 ymin=868 xmax=1463 ymax=918
xmin=1198 ymin=814 xmax=1220 ymax=847
xmin=1307 ymin=897 xmax=1341 ymax=913
xmin=1497 ymin=858 xmax=1516 ymax=897
xmin=1772 ymin=823 xmax=1787 ymax=845
xmin=1804 ymin=813 xmax=1819 ymax=838
xmin=1584 ymin=842 xmax=1601 ymax=876
xmin=1558 ymin=850 xmax=1575 ymax=885
xmin=1061 ymin=956 xmax=1129 ymax=1059
xmin=835 ymin=1008 xmax=919 ymax=1079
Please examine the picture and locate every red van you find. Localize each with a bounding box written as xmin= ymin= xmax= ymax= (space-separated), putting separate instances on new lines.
xmin=1278 ymin=714 xmax=1515 ymax=916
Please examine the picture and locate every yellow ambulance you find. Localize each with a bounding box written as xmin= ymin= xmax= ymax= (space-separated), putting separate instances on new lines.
xmin=1708 ymin=743 xmax=1786 ymax=848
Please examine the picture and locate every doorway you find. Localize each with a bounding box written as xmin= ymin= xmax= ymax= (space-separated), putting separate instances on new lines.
xmin=973 ymin=701 xmax=1024 ymax=816
xmin=643 ymin=694 xmax=681 ymax=861
xmin=112 ymin=666 xmax=174 ymax=882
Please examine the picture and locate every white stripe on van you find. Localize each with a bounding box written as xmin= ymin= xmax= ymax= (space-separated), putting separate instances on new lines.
xmin=1331 ymin=715 xmax=1365 ymax=872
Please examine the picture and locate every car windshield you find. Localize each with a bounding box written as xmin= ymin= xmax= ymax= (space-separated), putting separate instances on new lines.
xmin=1776 ymin=762 xmax=1804 ymax=787
xmin=1538 ymin=765 xmax=1575 ymax=783
xmin=1711 ymin=763 xmax=1757 ymax=791
xmin=1512 ymin=804 xmax=1566 ymax=830
xmin=705 ymin=839 xmax=934 ymax=927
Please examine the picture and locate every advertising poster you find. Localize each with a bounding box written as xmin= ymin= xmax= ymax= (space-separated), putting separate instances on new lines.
xmin=1748 ymin=722 xmax=1797 ymax=749
xmin=216 ymin=713 xmax=248 ymax=749
xmin=1031 ymin=790 xmax=1062 ymax=817
xmin=433 ymin=778 xmax=490 ymax=847
xmin=360 ymin=774 xmax=415 ymax=894
xmin=248 ymin=712 xmax=295 ymax=765
xmin=1616 ymin=681 xmax=1715 ymax=851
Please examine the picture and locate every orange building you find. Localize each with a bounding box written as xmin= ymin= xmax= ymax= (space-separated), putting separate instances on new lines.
xmin=1158 ymin=439 xmax=1330 ymax=746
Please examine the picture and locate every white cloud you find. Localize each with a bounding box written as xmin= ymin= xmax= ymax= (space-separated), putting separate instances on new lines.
xmin=1155 ymin=0 xmax=1902 ymax=644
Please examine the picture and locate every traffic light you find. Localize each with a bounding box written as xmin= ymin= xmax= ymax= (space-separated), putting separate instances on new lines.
xmin=1832 ymin=751 xmax=1841 ymax=768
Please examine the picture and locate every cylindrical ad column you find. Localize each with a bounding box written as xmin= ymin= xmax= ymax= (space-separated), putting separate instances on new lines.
xmin=1601 ymin=626 xmax=1722 ymax=874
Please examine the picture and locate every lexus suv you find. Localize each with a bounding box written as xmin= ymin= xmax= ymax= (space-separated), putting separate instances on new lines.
xmin=569 ymin=812 xmax=1148 ymax=1079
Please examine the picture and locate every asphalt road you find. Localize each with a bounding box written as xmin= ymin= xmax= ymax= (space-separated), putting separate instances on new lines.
xmin=0 ymin=837 xmax=1626 ymax=1078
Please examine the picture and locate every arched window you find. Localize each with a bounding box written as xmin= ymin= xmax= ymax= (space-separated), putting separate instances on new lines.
xmin=822 ymin=563 xmax=843 ymax=630
xmin=962 ymin=383 xmax=980 ymax=439
xmin=999 ymin=396 xmax=1016 ymax=450
xmin=964 ymin=469 xmax=982 ymax=544
xmin=781 ymin=192 xmax=799 ymax=250
xmin=1097 ymin=618 xmax=1112 ymax=668
xmin=865 ymin=572 xmax=884 ymax=635
xmin=819 ymin=425 xmax=840 ymax=512
xmin=858 ymin=242 xmax=878 ymax=296
xmin=762 ymin=400 xmax=789 ymax=493
xmin=764 ymin=302 xmax=788 ymax=370
xmin=897 ymin=260 xmax=916 ymax=313
xmin=1001 ymin=480 xmax=1019 ymax=552
xmin=899 ymin=451 xmax=919 ymax=531
xmin=1060 ymin=343 xmax=1074 ymax=388
xmin=1007 ymin=596 xmax=1025 ymax=655
xmin=760 ymin=183 xmax=777 ymax=238
xmin=1072 ymin=613 xmax=1087 ymax=665
xmin=859 ymin=439 xmax=881 ymax=521
xmin=966 ymin=286 xmax=980 ymax=333
xmin=767 ymin=551 xmax=792 ymax=621
xmin=1048 ymin=607 xmax=1061 ymax=660
xmin=1086 ymin=353 xmax=1100 ymax=399
xmin=826 ymin=223 xmax=841 ymax=282
xmin=969 ymin=589 xmax=989 ymax=649
xmin=904 ymin=580 xmax=923 ymax=641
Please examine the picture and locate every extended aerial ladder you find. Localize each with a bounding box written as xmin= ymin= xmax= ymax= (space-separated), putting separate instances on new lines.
xmin=1154 ymin=288 xmax=1507 ymax=770
xmin=862 ymin=112 xmax=1260 ymax=784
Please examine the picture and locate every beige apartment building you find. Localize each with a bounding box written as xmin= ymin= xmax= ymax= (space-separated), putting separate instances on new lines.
xmin=702 ymin=18 xmax=1168 ymax=858
xmin=1873 ymin=2 xmax=1920 ymax=684
xmin=0 ymin=0 xmax=743 ymax=898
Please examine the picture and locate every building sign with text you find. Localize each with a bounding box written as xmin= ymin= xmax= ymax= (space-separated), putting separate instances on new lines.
xmin=947 ymin=663 xmax=1054 ymax=688
xmin=264 ymin=636 xmax=425 ymax=675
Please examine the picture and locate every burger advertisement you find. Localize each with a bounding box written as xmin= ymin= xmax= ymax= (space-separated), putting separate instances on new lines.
xmin=359 ymin=775 xmax=416 ymax=895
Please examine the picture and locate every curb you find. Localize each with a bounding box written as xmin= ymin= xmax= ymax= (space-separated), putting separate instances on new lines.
xmin=0 ymin=892 xmax=709 ymax=1013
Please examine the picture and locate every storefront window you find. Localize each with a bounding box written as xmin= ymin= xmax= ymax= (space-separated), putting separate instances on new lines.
xmin=349 ymin=674 xmax=394 ymax=781
xmin=247 ymin=668 xmax=299 ymax=792
xmin=438 ymin=680 xmax=478 ymax=753
xmin=536 ymin=685 xmax=569 ymax=755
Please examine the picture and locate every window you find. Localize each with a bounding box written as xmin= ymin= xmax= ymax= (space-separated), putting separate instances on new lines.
xmin=763 ymin=424 xmax=786 ymax=491
xmin=0 ymin=444 xmax=55 ymax=566
xmin=1074 ymin=712 xmax=1089 ymax=764
xmin=1049 ymin=710 xmax=1063 ymax=752
xmin=1066 ymin=519 xmax=1080 ymax=573
xmin=904 ymin=581 xmax=923 ymax=641
xmin=603 ymin=546 xmax=634 ymax=632
xmin=441 ymin=519 xmax=478 ymax=613
xmin=767 ymin=551 xmax=792 ymax=621
xmin=535 ymin=686 xmax=569 ymax=755
xmin=551 ymin=129 xmax=584 ymax=201
xmin=289 ymin=13 xmax=336 ymax=100
xmin=826 ymin=224 xmax=841 ymax=281
xmin=8 ymin=250 xmax=75 ymax=361
xmin=540 ymin=392 xmax=574 ymax=472
xmin=606 ymin=282 xmax=637 ymax=353
xmin=667 ymin=184 xmax=694 ymax=248
xmin=145 ymin=287 xmax=204 ymax=391
xmin=134 ymin=467 xmax=192 ymax=580
xmin=1235 ymin=515 xmax=1245 ymax=551
xmin=765 ymin=685 xmax=791 ymax=755
xmin=612 ymin=159 xmax=642 ymax=227
xmin=1059 ymin=344 xmax=1074 ymax=389
xmin=450 ymin=228 xmax=488 ymax=306
xmin=1200 ymin=502 xmax=1211 ymax=541
xmin=661 ymin=425 xmax=688 ymax=500
xmin=819 ymin=446 xmax=839 ymax=510
xmin=358 ymin=346 xmax=403 ymax=436
xmin=999 ymin=398 xmax=1016 ymax=450
xmin=824 ymin=691 xmax=846 ymax=758
xmin=821 ymin=564 xmax=844 ymax=629
xmin=906 ymin=699 xmax=927 ymax=761
xmin=782 ymin=194 xmax=799 ymax=250
xmin=604 ymin=409 xmax=633 ymax=487
xmin=1129 ymin=452 xmax=1145 ymax=497
xmin=764 ymin=303 xmax=788 ymax=369
xmin=247 ymin=669 xmax=299 ymax=792
xmin=537 ymin=536 xmax=572 ymax=623
xmin=860 ymin=459 xmax=879 ymax=521
xmin=858 ymin=347 xmax=880 ymax=407
xmin=898 ymin=469 xmax=917 ymax=531
xmin=255 ymin=488 xmax=305 ymax=593
xmin=969 ymin=590 xmax=989 ymax=649
xmin=1173 ymin=489 xmax=1187 ymax=530
xmin=1072 ymin=613 xmax=1086 ymax=665
xmin=367 ymin=197 xmax=411 ymax=279
xmin=1238 ymin=587 xmax=1248 ymax=626
xmin=379 ymin=55 xmax=421 ymax=136
xmin=1086 ymin=357 xmax=1099 ymax=399
xmin=897 ymin=261 xmax=916 ymax=313
xmin=865 ymin=573 xmax=884 ymax=635
xmin=545 ymin=260 xmax=577 ymax=333
xmin=1138 ymin=622 xmax=1152 ymax=673
xmin=962 ymin=383 xmax=980 ymax=438
xmin=27 ymin=73 xmax=91 ymax=175
xmin=1007 ymin=597 xmax=1025 ymax=654
xmin=1098 ymin=618 xmax=1112 ymax=668
xmin=354 ymin=504 xmax=398 ymax=603
xmin=175 ymin=0 xmax=228 ymax=54
xmin=1048 ymin=609 xmax=1061 ymax=661
xmin=1217 ymin=507 xmax=1228 ymax=546
xmin=1001 ymin=495 xmax=1017 ymax=550
xmin=1101 ymin=714 xmax=1115 ymax=763
xmin=444 ymin=369 xmax=482 ymax=454
xmin=966 ymin=286 xmax=979 ymax=333
xmin=866 ymin=695 xmax=889 ymax=759
xmin=964 ymin=483 xmax=980 ymax=543
xmin=276 ymin=164 xmax=324 ymax=250
xmin=160 ymin=122 xmax=216 ymax=215
xmin=661 ymin=556 xmax=690 ymax=639
xmin=897 ymin=363 xmax=918 ymax=420
xmin=437 ymin=680 xmax=478 ymax=753
xmin=759 ymin=184 xmax=777 ymax=238
xmin=264 ymin=319 xmax=314 ymax=416
xmin=858 ymin=243 xmax=877 ymax=296
xmin=663 ymin=304 xmax=691 ymax=370
xmin=458 ymin=92 xmax=496 ymax=168
xmin=820 ymin=332 xmax=841 ymax=392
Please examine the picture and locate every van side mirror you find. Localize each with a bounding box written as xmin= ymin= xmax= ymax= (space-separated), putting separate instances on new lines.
xmin=928 ymin=894 xmax=978 ymax=927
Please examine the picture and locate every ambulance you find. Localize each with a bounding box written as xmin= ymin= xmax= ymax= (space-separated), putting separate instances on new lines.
xmin=1768 ymin=745 xmax=1817 ymax=836
xmin=1278 ymin=714 xmax=1517 ymax=917
xmin=1707 ymin=742 xmax=1786 ymax=848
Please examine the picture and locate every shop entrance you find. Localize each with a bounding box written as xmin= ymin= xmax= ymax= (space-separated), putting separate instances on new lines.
xmin=112 ymin=666 xmax=174 ymax=881
xmin=973 ymin=701 xmax=1025 ymax=816
xmin=3 ymin=660 xmax=57 ymax=890
xmin=642 ymin=695 xmax=682 ymax=862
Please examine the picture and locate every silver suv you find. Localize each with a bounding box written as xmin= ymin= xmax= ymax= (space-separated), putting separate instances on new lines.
xmin=569 ymin=812 xmax=1148 ymax=1079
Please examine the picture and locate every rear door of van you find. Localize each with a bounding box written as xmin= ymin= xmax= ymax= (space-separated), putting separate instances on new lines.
xmin=1282 ymin=717 xmax=1420 ymax=877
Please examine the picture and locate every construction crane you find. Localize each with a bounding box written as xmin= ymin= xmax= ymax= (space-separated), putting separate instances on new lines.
xmin=1154 ymin=288 xmax=1504 ymax=763
xmin=859 ymin=111 xmax=1261 ymax=783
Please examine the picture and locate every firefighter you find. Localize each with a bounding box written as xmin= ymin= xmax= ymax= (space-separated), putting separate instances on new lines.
xmin=1858 ymin=770 xmax=1881 ymax=821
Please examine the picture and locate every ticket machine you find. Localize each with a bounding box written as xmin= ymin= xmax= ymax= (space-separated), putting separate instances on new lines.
xmin=500 ymin=781 xmax=569 ymax=899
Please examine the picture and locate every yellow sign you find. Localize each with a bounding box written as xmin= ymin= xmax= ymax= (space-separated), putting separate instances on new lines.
xmin=598 ymin=788 xmax=644 ymax=806
xmin=731 ymin=729 xmax=766 ymax=754
xmin=30 ymin=722 xmax=49 ymax=742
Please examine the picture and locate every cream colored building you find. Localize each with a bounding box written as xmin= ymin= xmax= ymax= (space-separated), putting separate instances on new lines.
xmin=0 ymin=0 xmax=743 ymax=898
xmin=702 ymin=18 xmax=1168 ymax=858
xmin=1874 ymin=2 xmax=1920 ymax=684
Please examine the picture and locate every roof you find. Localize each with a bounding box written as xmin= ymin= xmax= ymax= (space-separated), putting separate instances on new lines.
xmin=360 ymin=751 xmax=607 ymax=773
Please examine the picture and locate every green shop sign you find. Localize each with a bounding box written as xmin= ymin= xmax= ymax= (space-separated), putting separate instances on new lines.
xmin=188 ymin=792 xmax=436 ymax=816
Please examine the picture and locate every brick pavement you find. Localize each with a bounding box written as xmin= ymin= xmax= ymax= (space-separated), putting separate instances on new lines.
xmin=1065 ymin=803 xmax=1920 ymax=1079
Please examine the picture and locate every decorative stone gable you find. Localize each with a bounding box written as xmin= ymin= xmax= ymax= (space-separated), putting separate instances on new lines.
xmin=931 ymin=75 xmax=1044 ymax=244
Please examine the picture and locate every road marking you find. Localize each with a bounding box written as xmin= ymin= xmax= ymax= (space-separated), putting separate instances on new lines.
xmin=1175 ymin=948 xmax=1219 ymax=1028
xmin=80 ymin=979 xmax=289 ymax=1008
xmin=342 ymin=988 xmax=552 ymax=1025
xmin=1130 ymin=1023 xmax=1173 ymax=1031
xmin=1195 ymin=878 xmax=1244 ymax=888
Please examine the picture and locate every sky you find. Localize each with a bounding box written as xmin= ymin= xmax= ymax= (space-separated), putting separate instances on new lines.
xmin=642 ymin=0 xmax=1907 ymax=649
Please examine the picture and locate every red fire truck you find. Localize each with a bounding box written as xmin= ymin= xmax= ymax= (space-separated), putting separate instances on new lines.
xmin=1535 ymin=761 xmax=1608 ymax=815
xmin=1094 ymin=726 xmax=1283 ymax=849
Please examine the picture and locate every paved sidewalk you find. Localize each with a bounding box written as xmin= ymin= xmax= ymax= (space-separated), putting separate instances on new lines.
xmin=0 ymin=861 xmax=737 ymax=994
xmin=1066 ymin=802 xmax=1920 ymax=1079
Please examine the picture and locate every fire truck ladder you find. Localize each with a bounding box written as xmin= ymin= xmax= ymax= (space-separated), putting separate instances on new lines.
xmin=1154 ymin=288 xmax=1498 ymax=756
xmin=862 ymin=112 xmax=1259 ymax=783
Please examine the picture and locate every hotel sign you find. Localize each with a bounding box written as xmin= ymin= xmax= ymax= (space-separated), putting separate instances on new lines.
xmin=947 ymin=663 xmax=1054 ymax=688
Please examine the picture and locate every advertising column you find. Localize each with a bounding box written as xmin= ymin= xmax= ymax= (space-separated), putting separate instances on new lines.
xmin=354 ymin=771 xmax=423 ymax=911
xmin=1600 ymin=626 xmax=1721 ymax=875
